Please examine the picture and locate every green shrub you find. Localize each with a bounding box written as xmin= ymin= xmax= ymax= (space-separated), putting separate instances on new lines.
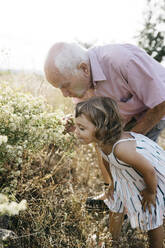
xmin=0 ymin=83 xmax=75 ymax=194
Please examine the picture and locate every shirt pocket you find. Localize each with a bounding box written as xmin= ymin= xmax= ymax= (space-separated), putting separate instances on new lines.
xmin=120 ymin=93 xmax=133 ymax=103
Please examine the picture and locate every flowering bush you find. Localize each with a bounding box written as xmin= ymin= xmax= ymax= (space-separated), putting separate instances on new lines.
xmin=0 ymin=83 xmax=75 ymax=168
xmin=0 ymin=75 xmax=150 ymax=248
xmin=0 ymin=82 xmax=76 ymax=197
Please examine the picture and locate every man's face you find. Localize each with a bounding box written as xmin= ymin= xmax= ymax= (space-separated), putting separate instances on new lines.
xmin=45 ymin=59 xmax=91 ymax=98
xmin=52 ymin=72 xmax=91 ymax=98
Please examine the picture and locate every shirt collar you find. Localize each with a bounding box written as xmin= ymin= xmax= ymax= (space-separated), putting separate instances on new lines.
xmin=88 ymin=48 xmax=106 ymax=86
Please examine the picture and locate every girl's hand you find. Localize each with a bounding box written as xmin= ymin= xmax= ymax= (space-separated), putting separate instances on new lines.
xmin=140 ymin=189 xmax=156 ymax=213
xmin=63 ymin=114 xmax=76 ymax=134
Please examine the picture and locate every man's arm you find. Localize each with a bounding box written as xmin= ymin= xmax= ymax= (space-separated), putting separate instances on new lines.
xmin=131 ymin=101 xmax=165 ymax=135
xmin=123 ymin=49 xmax=165 ymax=135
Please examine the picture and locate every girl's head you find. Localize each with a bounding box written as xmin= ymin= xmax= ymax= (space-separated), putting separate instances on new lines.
xmin=75 ymin=96 xmax=122 ymax=145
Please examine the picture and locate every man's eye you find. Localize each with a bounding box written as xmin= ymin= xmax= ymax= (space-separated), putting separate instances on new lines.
xmin=61 ymin=83 xmax=70 ymax=89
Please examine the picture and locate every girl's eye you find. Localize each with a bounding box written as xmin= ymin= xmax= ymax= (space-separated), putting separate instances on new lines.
xmin=79 ymin=127 xmax=85 ymax=131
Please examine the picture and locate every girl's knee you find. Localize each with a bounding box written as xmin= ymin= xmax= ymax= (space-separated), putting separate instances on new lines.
xmin=147 ymin=226 xmax=164 ymax=248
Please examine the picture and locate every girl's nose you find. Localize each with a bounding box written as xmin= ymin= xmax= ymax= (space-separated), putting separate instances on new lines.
xmin=75 ymin=127 xmax=79 ymax=136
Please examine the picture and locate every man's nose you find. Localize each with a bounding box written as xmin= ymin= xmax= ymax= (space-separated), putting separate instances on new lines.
xmin=61 ymin=88 xmax=70 ymax=97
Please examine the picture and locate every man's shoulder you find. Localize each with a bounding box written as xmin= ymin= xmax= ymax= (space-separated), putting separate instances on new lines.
xmin=89 ymin=43 xmax=135 ymax=64
xmin=90 ymin=43 xmax=136 ymax=53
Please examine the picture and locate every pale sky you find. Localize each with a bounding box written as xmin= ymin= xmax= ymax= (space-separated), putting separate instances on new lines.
xmin=0 ymin=0 xmax=147 ymax=72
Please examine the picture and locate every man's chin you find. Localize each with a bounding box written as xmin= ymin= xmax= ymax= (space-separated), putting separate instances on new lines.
xmin=72 ymin=91 xmax=86 ymax=99
xmin=70 ymin=94 xmax=83 ymax=99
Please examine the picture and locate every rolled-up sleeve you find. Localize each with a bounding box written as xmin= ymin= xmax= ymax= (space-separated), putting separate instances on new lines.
xmin=127 ymin=55 xmax=165 ymax=108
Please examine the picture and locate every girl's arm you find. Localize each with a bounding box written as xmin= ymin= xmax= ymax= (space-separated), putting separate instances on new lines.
xmin=94 ymin=144 xmax=114 ymax=200
xmin=114 ymin=140 xmax=157 ymax=212
xmin=94 ymin=143 xmax=112 ymax=185
xmin=101 ymin=157 xmax=113 ymax=185
xmin=102 ymin=157 xmax=114 ymax=200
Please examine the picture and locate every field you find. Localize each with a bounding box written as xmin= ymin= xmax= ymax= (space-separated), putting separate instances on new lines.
xmin=0 ymin=71 xmax=165 ymax=248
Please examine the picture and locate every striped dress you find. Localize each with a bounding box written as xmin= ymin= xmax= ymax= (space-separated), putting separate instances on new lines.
xmin=101 ymin=132 xmax=165 ymax=231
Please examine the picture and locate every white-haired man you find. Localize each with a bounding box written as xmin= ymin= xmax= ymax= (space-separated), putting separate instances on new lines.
xmin=44 ymin=42 xmax=165 ymax=237
xmin=44 ymin=42 xmax=165 ymax=137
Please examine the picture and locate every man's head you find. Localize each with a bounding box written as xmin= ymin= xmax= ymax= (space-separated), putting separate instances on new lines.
xmin=44 ymin=42 xmax=92 ymax=98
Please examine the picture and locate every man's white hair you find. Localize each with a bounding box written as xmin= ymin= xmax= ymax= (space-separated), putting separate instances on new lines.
xmin=54 ymin=42 xmax=89 ymax=75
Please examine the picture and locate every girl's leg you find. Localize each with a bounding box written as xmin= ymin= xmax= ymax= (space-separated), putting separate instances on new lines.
xmin=109 ymin=211 xmax=125 ymax=240
xmin=147 ymin=225 xmax=164 ymax=248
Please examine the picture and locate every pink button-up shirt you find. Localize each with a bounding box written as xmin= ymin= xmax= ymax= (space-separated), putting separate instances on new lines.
xmin=75 ymin=44 xmax=165 ymax=124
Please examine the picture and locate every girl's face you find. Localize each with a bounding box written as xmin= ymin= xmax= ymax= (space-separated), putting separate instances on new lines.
xmin=75 ymin=114 xmax=96 ymax=144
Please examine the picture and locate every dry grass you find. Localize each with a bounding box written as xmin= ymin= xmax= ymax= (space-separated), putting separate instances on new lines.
xmin=3 ymin=144 xmax=149 ymax=248
xmin=0 ymin=71 xmax=165 ymax=247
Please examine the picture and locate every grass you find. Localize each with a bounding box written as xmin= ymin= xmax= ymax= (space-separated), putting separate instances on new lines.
xmin=0 ymin=71 xmax=165 ymax=247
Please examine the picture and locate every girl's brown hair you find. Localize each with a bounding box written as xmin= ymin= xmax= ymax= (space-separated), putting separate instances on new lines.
xmin=75 ymin=96 xmax=123 ymax=145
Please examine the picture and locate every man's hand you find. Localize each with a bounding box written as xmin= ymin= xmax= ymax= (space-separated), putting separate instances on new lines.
xmin=131 ymin=101 xmax=165 ymax=135
xmin=63 ymin=114 xmax=76 ymax=134
xmin=140 ymin=188 xmax=156 ymax=213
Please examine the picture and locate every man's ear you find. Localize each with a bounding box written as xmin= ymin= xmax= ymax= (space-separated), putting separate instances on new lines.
xmin=78 ymin=62 xmax=89 ymax=76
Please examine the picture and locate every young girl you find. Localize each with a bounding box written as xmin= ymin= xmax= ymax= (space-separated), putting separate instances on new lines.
xmin=75 ymin=96 xmax=165 ymax=248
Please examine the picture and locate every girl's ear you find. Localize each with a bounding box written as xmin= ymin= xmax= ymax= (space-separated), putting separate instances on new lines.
xmin=95 ymin=127 xmax=105 ymax=142
xmin=92 ymin=126 xmax=98 ymax=142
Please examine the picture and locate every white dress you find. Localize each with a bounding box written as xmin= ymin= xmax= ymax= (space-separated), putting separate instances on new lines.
xmin=101 ymin=132 xmax=165 ymax=231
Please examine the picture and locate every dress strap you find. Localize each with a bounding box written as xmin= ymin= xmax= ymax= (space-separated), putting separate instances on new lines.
xmin=112 ymin=138 xmax=135 ymax=153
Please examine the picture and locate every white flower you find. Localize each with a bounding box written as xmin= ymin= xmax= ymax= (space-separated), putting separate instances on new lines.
xmin=7 ymin=201 xmax=19 ymax=215
xmin=6 ymin=145 xmax=13 ymax=150
xmin=24 ymin=115 xmax=30 ymax=119
xmin=91 ymin=234 xmax=97 ymax=241
xmin=0 ymin=194 xmax=9 ymax=204
xmin=0 ymin=197 xmax=27 ymax=216
xmin=2 ymin=136 xmax=8 ymax=143
xmin=0 ymin=135 xmax=8 ymax=145
xmin=18 ymin=200 xmax=27 ymax=211
xmin=0 ymin=204 xmax=7 ymax=215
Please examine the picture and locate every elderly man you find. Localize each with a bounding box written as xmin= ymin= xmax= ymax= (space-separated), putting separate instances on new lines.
xmin=44 ymin=42 xmax=165 ymax=237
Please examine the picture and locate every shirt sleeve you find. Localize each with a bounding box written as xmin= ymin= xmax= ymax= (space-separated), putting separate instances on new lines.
xmin=127 ymin=55 xmax=165 ymax=108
